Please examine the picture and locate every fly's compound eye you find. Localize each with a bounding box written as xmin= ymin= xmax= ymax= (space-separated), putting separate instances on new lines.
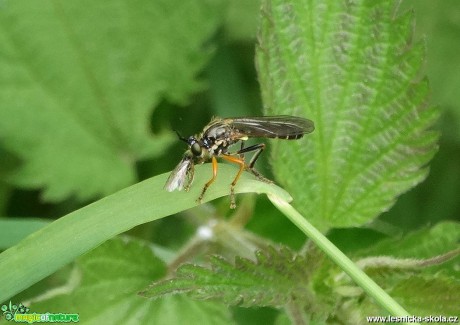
xmin=191 ymin=142 xmax=202 ymax=156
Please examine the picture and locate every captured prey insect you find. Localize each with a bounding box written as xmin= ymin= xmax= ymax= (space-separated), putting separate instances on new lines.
xmin=164 ymin=115 xmax=315 ymax=208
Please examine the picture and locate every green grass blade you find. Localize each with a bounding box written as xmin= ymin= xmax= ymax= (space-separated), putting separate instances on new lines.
xmin=0 ymin=164 xmax=291 ymax=302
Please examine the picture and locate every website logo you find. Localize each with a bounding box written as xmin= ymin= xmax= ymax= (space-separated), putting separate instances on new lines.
xmin=1 ymin=301 xmax=79 ymax=323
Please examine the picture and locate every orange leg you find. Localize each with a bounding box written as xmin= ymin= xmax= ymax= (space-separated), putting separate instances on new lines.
xmin=232 ymin=143 xmax=272 ymax=183
xmin=197 ymin=156 xmax=218 ymax=204
xmin=221 ymin=154 xmax=246 ymax=209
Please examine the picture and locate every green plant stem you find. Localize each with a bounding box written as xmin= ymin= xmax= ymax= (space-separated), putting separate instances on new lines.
xmin=268 ymin=194 xmax=418 ymax=324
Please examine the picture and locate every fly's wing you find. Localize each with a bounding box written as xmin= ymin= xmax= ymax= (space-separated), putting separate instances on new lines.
xmin=164 ymin=154 xmax=194 ymax=192
xmin=227 ymin=115 xmax=315 ymax=140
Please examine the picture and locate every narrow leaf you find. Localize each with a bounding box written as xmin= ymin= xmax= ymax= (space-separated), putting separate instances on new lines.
xmin=0 ymin=164 xmax=292 ymax=303
xmin=257 ymin=0 xmax=439 ymax=230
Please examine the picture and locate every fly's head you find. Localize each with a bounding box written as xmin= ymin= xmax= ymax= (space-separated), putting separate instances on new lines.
xmin=165 ymin=130 xmax=215 ymax=193
xmin=175 ymin=130 xmax=209 ymax=164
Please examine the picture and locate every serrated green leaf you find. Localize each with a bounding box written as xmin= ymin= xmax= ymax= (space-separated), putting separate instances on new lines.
xmin=0 ymin=0 xmax=223 ymax=201
xmin=390 ymin=274 xmax=460 ymax=316
xmin=355 ymin=221 xmax=460 ymax=271
xmin=27 ymin=237 xmax=233 ymax=325
xmin=353 ymin=222 xmax=460 ymax=281
xmin=142 ymin=246 xmax=313 ymax=308
xmin=256 ymin=0 xmax=439 ymax=230
xmin=400 ymin=0 xmax=460 ymax=141
xmin=374 ymin=221 xmax=460 ymax=256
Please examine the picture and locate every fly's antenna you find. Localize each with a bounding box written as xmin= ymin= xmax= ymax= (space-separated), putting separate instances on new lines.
xmin=174 ymin=130 xmax=189 ymax=144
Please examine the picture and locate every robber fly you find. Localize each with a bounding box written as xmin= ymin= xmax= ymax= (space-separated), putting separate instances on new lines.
xmin=164 ymin=115 xmax=315 ymax=208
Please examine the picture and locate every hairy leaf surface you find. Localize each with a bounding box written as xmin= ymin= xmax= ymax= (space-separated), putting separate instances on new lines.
xmin=257 ymin=0 xmax=439 ymax=230
xmin=27 ymin=237 xmax=233 ymax=325
xmin=142 ymin=246 xmax=313 ymax=308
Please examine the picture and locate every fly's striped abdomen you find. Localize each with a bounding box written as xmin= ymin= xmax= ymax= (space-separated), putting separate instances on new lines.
xmin=280 ymin=133 xmax=304 ymax=140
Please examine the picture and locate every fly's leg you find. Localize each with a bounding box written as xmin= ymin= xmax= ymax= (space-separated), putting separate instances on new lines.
xmin=246 ymin=143 xmax=264 ymax=169
xmin=184 ymin=161 xmax=195 ymax=192
xmin=221 ymin=143 xmax=273 ymax=208
xmin=221 ymin=154 xmax=246 ymax=209
xmin=238 ymin=141 xmax=245 ymax=159
xmin=197 ymin=156 xmax=217 ymax=204
xmin=234 ymin=143 xmax=272 ymax=184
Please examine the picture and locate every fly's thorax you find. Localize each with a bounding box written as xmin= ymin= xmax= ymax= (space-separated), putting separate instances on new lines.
xmin=204 ymin=123 xmax=231 ymax=140
xmin=203 ymin=124 xmax=241 ymax=155
xmin=207 ymin=137 xmax=233 ymax=156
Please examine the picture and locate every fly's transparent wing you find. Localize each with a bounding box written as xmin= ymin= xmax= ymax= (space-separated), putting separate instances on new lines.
xmin=164 ymin=154 xmax=194 ymax=192
xmin=228 ymin=115 xmax=315 ymax=139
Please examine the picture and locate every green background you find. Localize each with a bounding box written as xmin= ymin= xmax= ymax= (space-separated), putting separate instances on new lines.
xmin=0 ymin=0 xmax=459 ymax=323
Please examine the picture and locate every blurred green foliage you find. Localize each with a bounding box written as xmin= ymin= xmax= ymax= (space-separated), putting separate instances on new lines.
xmin=0 ymin=0 xmax=459 ymax=323
xmin=381 ymin=0 xmax=460 ymax=230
